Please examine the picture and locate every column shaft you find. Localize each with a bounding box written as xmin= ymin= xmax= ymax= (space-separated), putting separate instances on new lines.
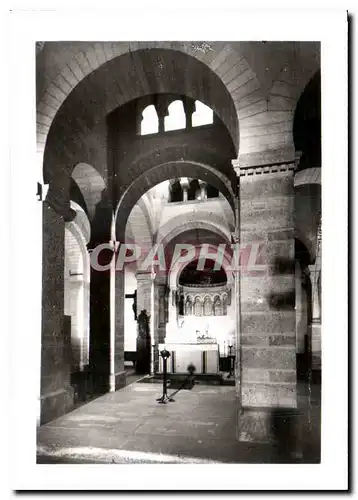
xmin=112 ymin=264 xmax=126 ymax=390
xmin=183 ymin=187 xmax=188 ymax=202
xmin=199 ymin=180 xmax=207 ymax=200
xmin=234 ymin=159 xmax=298 ymax=445
xmin=40 ymin=202 xmax=74 ymax=424
xmin=165 ymin=286 xmax=178 ymax=342
xmin=308 ymin=265 xmax=321 ymax=370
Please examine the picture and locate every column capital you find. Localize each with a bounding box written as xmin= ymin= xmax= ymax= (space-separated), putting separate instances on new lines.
xmin=231 ymin=232 xmax=240 ymax=244
xmin=158 ymin=284 xmax=167 ymax=296
xmin=307 ymin=264 xmax=320 ymax=285
xmin=232 ymin=151 xmax=302 ymax=178
xmin=179 ymin=177 xmax=190 ymax=190
xmin=154 ymin=95 xmax=170 ymax=119
xmin=182 ymin=96 xmax=196 ymax=115
xmin=136 ymin=270 xmax=156 ymax=281
xmin=155 ymin=275 xmax=167 ymax=287
xmin=44 ymin=198 xmax=77 ymax=222
xmin=308 ymin=265 xmax=321 ymax=321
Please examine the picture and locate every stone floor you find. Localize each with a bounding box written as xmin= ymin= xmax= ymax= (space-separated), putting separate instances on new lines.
xmin=37 ymin=381 xmax=321 ymax=464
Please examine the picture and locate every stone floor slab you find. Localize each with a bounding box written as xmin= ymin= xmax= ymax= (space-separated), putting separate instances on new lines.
xmin=37 ymin=380 xmax=320 ymax=464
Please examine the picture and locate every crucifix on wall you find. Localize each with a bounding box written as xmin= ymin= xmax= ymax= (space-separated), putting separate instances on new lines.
xmin=125 ymin=290 xmax=137 ymax=320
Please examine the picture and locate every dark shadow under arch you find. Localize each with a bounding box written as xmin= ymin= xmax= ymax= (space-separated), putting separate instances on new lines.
xmin=293 ymin=70 xmax=321 ymax=171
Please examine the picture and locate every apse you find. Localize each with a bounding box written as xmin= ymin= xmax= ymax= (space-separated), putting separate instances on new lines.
xmin=179 ymin=259 xmax=227 ymax=286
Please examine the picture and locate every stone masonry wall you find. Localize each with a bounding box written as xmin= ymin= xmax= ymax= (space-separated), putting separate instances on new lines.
xmin=239 ymin=169 xmax=296 ymax=409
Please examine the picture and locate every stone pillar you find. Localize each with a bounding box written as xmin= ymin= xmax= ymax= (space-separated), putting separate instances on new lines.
xmin=165 ymin=286 xmax=178 ymax=342
xmin=40 ymin=170 xmax=77 ymax=424
xmin=83 ymin=277 xmax=91 ymax=368
xmin=68 ymin=276 xmax=84 ymax=370
xmin=183 ymin=96 xmax=195 ymax=130
xmin=151 ymin=279 xmax=167 ymax=373
xmin=198 ymin=180 xmax=207 ymax=200
xmin=308 ymin=265 xmax=321 ymax=370
xmin=111 ymin=246 xmax=127 ymax=391
xmin=155 ymin=97 xmax=169 ymax=134
xmin=40 ymin=201 xmax=75 ymax=424
xmin=136 ymin=271 xmax=155 ymax=318
xmin=168 ymin=287 xmax=178 ymax=322
xmin=230 ymin=224 xmax=242 ymax=400
xmin=180 ymin=177 xmax=189 ymax=202
xmin=89 ymin=195 xmax=115 ymax=393
xmin=89 ymin=242 xmax=111 ymax=393
xmin=233 ymin=156 xmax=299 ymax=446
xmin=233 ymin=267 xmax=241 ymax=397
xmin=136 ymin=271 xmax=155 ymax=373
xmin=157 ymin=282 xmax=168 ymax=344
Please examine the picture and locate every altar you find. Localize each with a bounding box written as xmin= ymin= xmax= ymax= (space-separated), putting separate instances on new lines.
xmin=158 ymin=342 xmax=219 ymax=374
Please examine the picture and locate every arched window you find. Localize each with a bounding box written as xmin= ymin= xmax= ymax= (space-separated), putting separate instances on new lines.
xmin=141 ymin=105 xmax=159 ymax=135
xmin=214 ymin=296 xmax=223 ymax=316
xmin=185 ymin=297 xmax=193 ymax=316
xmin=194 ymin=297 xmax=202 ymax=317
xmin=192 ymin=100 xmax=214 ymax=127
xmin=164 ymin=100 xmax=186 ymax=132
xmin=204 ymin=296 xmax=212 ymax=316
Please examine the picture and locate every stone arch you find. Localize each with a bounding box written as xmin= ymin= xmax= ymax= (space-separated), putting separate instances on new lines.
xmin=157 ymin=216 xmax=233 ymax=250
xmin=269 ymin=61 xmax=320 ymax=114
xmin=125 ymin=199 xmax=154 ymax=271
xmin=295 ymin=230 xmax=315 ymax=264
xmin=110 ymin=128 xmax=237 ymax=191
xmin=71 ymin=163 xmax=106 ymax=220
xmin=114 ymin=161 xmax=236 ymax=242
xmin=37 ymin=43 xmax=254 ymax=158
xmin=238 ymin=44 xmax=320 ymax=160
xmin=168 ymin=247 xmax=234 ymax=291
xmin=294 ymin=167 xmax=321 ymax=187
xmin=295 ymin=237 xmax=313 ymax=269
xmin=64 ymin=203 xmax=91 ymax=371
xmin=70 ymin=200 xmax=91 ymax=244
xmin=137 ymin=197 xmax=156 ymax=238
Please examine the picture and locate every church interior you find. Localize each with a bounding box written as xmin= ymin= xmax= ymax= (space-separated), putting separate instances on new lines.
xmin=36 ymin=41 xmax=322 ymax=463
